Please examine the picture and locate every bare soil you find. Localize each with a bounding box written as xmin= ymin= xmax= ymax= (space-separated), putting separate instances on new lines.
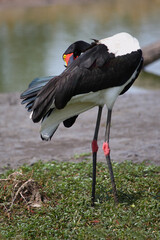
xmin=0 ymin=90 xmax=160 ymax=173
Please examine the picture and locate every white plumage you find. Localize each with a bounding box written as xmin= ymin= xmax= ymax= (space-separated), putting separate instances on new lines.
xmin=99 ymin=32 xmax=140 ymax=56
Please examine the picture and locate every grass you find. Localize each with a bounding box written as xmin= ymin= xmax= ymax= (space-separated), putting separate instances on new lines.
xmin=0 ymin=158 xmax=160 ymax=240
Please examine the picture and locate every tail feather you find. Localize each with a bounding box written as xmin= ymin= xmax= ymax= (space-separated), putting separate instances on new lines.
xmin=21 ymin=76 xmax=53 ymax=98
xmin=32 ymin=88 xmax=56 ymax=123
xmin=25 ymin=102 xmax=34 ymax=112
xmin=31 ymin=76 xmax=60 ymax=123
xmin=28 ymin=76 xmax=53 ymax=88
xmin=21 ymin=75 xmax=80 ymax=128
xmin=20 ymin=76 xmax=53 ymax=112
xmin=21 ymin=96 xmax=37 ymax=105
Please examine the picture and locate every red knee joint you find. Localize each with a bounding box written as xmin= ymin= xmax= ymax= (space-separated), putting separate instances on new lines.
xmin=102 ymin=141 xmax=110 ymax=156
xmin=92 ymin=140 xmax=98 ymax=153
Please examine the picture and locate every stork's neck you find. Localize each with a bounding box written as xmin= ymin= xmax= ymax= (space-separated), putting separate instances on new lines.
xmin=99 ymin=32 xmax=140 ymax=57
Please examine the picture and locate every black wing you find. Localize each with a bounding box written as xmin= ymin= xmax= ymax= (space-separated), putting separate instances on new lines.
xmin=20 ymin=41 xmax=91 ymax=122
xmin=32 ymin=44 xmax=142 ymax=122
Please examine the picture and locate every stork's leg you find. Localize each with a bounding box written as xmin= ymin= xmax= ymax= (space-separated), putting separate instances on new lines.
xmin=103 ymin=109 xmax=118 ymax=204
xmin=91 ymin=106 xmax=103 ymax=206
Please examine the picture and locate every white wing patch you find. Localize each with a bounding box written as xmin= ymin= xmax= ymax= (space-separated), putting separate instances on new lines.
xmin=99 ymin=32 xmax=140 ymax=57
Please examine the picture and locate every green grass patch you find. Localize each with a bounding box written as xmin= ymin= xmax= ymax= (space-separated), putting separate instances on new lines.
xmin=0 ymin=160 xmax=160 ymax=240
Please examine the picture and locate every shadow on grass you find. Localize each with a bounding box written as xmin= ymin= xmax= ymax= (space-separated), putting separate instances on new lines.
xmin=117 ymin=190 xmax=143 ymax=204
xmin=95 ymin=188 xmax=144 ymax=205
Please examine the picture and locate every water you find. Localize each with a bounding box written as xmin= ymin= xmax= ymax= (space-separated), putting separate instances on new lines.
xmin=0 ymin=1 xmax=160 ymax=93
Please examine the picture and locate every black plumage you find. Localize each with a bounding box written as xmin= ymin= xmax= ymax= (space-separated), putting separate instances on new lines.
xmin=31 ymin=44 xmax=142 ymax=122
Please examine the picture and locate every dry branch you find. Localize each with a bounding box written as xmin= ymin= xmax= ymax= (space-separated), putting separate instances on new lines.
xmin=0 ymin=171 xmax=45 ymax=212
xmin=142 ymin=41 xmax=160 ymax=67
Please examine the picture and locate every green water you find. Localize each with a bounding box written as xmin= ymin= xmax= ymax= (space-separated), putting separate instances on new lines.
xmin=0 ymin=2 xmax=160 ymax=93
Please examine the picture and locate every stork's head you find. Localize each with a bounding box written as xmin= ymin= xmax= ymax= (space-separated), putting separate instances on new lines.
xmin=63 ymin=40 xmax=91 ymax=66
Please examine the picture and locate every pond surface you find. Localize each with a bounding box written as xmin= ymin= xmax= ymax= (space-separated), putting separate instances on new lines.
xmin=0 ymin=1 xmax=160 ymax=92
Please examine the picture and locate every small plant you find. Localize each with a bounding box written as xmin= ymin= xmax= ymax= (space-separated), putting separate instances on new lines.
xmin=0 ymin=160 xmax=159 ymax=239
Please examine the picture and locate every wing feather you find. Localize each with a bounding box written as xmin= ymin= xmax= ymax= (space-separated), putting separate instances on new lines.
xmin=31 ymin=44 xmax=142 ymax=123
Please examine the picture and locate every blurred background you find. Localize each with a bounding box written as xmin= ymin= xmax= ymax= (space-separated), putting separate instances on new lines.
xmin=0 ymin=0 xmax=160 ymax=93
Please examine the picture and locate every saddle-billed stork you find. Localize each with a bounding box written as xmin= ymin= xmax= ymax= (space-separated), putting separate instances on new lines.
xmin=21 ymin=32 xmax=143 ymax=205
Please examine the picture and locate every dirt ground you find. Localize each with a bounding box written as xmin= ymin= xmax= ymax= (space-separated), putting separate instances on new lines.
xmin=0 ymin=90 xmax=160 ymax=174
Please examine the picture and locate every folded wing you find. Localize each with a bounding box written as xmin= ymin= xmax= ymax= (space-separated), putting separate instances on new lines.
xmin=31 ymin=44 xmax=142 ymax=123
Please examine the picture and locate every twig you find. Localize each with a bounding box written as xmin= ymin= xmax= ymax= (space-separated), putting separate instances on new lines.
xmin=142 ymin=41 xmax=160 ymax=67
xmin=10 ymin=179 xmax=34 ymax=209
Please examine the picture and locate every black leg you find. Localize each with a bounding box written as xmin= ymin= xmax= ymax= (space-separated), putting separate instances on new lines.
xmin=91 ymin=106 xmax=103 ymax=206
xmin=103 ymin=109 xmax=118 ymax=204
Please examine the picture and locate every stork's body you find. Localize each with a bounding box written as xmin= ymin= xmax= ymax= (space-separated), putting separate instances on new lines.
xmin=31 ymin=33 xmax=142 ymax=141
xmin=21 ymin=32 xmax=143 ymax=205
